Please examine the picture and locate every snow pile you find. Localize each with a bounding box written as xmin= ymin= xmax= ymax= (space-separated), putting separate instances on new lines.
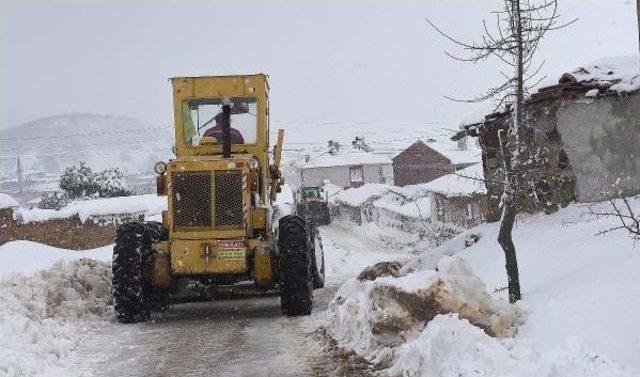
xmin=562 ymin=55 xmax=640 ymax=93
xmin=0 ymin=193 xmax=19 ymax=209
xmin=387 ymin=314 xmax=633 ymax=377
xmin=0 ymin=259 xmax=112 ymax=377
xmin=0 ymin=241 xmax=112 ymax=277
xmin=334 ymin=184 xmax=408 ymax=207
xmin=327 ymin=256 xmax=521 ymax=367
xmin=409 ymin=162 xmax=486 ymax=197
xmin=13 ymin=194 xmax=166 ymax=224
xmin=326 ymin=197 xmax=640 ymax=376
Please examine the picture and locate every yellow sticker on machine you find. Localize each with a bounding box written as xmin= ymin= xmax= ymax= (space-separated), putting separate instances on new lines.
xmin=217 ymin=240 xmax=246 ymax=261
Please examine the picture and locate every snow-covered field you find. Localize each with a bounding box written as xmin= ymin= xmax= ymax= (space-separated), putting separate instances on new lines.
xmin=324 ymin=197 xmax=640 ymax=376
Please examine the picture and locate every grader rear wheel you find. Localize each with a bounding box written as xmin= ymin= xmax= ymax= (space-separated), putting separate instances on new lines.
xmin=278 ymin=215 xmax=314 ymax=316
xmin=112 ymin=221 xmax=168 ymax=323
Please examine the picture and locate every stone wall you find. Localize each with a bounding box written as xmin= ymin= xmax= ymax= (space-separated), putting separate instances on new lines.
xmin=0 ymin=208 xmax=117 ymax=250
xmin=556 ymin=94 xmax=640 ymax=202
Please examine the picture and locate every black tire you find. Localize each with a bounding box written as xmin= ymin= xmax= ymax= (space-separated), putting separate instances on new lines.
xmin=278 ymin=215 xmax=313 ymax=316
xmin=321 ymin=205 xmax=331 ymax=225
xmin=112 ymin=221 xmax=167 ymax=323
xmin=309 ymin=224 xmax=325 ymax=289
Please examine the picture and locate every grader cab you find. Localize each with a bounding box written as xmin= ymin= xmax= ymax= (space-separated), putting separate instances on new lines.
xmin=112 ymin=74 xmax=324 ymax=323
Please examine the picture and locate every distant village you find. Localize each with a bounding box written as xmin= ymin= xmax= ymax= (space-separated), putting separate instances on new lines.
xmin=1 ymin=56 xmax=639 ymax=242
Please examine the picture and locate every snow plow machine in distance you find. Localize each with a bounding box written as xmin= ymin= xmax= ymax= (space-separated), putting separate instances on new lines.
xmin=112 ymin=74 xmax=325 ymax=323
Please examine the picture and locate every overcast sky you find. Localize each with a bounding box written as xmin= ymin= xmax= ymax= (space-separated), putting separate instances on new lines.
xmin=1 ymin=0 xmax=637 ymax=130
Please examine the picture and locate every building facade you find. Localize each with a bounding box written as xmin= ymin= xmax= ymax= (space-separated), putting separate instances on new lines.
xmin=392 ymin=140 xmax=478 ymax=187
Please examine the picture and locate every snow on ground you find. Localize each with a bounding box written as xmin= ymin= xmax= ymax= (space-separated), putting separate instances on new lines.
xmin=13 ymin=194 xmax=166 ymax=224
xmin=0 ymin=193 xmax=19 ymax=209
xmin=325 ymin=197 xmax=640 ymax=376
xmin=0 ymin=258 xmax=112 ymax=377
xmin=320 ymin=222 xmax=412 ymax=284
xmin=0 ymin=241 xmax=112 ymax=277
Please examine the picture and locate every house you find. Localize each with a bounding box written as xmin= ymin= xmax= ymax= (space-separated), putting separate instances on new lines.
xmin=454 ymin=56 xmax=640 ymax=220
xmin=332 ymin=183 xmax=408 ymax=224
xmin=392 ymin=139 xmax=479 ymax=187
xmin=410 ymin=163 xmax=488 ymax=228
xmin=295 ymin=138 xmax=394 ymax=189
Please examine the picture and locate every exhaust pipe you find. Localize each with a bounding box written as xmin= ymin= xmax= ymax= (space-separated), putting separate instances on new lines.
xmin=222 ymin=104 xmax=231 ymax=158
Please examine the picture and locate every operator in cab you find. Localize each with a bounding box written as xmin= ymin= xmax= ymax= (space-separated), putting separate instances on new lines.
xmin=202 ymin=103 xmax=247 ymax=144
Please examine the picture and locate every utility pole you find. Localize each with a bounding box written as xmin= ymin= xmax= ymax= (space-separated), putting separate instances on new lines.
xmin=16 ymin=155 xmax=23 ymax=193
xmin=637 ymin=0 xmax=640 ymax=54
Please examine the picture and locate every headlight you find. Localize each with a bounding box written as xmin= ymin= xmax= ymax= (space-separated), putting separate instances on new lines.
xmin=154 ymin=161 xmax=167 ymax=174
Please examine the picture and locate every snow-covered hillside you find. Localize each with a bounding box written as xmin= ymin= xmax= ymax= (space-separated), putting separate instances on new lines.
xmin=325 ymin=197 xmax=640 ymax=376
xmin=0 ymin=113 xmax=173 ymax=180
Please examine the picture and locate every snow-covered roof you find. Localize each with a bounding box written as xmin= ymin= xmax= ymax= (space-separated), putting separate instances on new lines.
xmin=420 ymin=140 xmax=480 ymax=166
xmin=392 ymin=135 xmax=481 ymax=166
xmin=295 ymin=150 xmax=391 ymax=169
xmin=334 ymin=183 xmax=408 ymax=207
xmin=413 ymin=163 xmax=486 ymax=197
xmin=0 ymin=193 xmax=19 ymax=209
xmin=321 ymin=183 xmax=344 ymax=204
xmin=373 ymin=196 xmax=432 ymax=219
xmin=14 ymin=194 xmax=166 ymax=223
xmin=560 ymin=56 xmax=639 ymax=94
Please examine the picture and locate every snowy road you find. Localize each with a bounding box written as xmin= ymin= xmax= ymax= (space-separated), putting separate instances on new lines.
xmin=61 ymin=224 xmax=406 ymax=377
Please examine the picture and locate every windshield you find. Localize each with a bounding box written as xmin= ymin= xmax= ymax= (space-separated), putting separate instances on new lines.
xmin=301 ymin=187 xmax=321 ymax=199
xmin=182 ymin=98 xmax=257 ymax=145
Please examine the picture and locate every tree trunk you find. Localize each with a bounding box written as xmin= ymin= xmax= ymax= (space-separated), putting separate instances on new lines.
xmin=498 ymin=129 xmax=522 ymax=303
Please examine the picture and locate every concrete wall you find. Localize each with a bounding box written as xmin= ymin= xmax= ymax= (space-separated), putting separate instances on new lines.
xmin=556 ymin=94 xmax=640 ymax=202
xmin=299 ymin=163 xmax=393 ymax=188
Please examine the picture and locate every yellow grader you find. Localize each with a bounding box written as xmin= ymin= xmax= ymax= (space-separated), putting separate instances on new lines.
xmin=112 ymin=74 xmax=324 ymax=323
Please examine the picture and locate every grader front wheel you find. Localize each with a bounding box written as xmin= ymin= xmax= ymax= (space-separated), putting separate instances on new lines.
xmin=112 ymin=221 xmax=167 ymax=323
xmin=278 ymin=215 xmax=314 ymax=316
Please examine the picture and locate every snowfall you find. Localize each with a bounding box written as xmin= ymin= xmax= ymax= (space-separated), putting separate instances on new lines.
xmin=0 ymin=193 xmax=638 ymax=376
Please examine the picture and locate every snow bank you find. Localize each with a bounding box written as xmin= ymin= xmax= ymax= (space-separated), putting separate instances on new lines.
xmin=444 ymin=198 xmax=640 ymax=373
xmin=0 ymin=241 xmax=112 ymax=277
xmin=327 ymin=256 xmax=521 ymax=366
xmin=13 ymin=194 xmax=166 ymax=224
xmin=326 ymin=197 xmax=640 ymax=376
xmin=388 ymin=314 xmax=633 ymax=377
xmin=0 ymin=193 xmax=19 ymax=209
xmin=563 ymin=55 xmax=640 ymax=93
xmin=0 ymin=259 xmax=112 ymax=377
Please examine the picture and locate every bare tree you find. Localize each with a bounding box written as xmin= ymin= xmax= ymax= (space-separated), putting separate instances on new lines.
xmin=428 ymin=0 xmax=575 ymax=303
xmin=590 ymin=197 xmax=640 ymax=242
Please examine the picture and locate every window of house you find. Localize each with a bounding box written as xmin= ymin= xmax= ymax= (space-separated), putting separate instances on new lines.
xmin=378 ymin=165 xmax=386 ymax=184
xmin=466 ymin=203 xmax=476 ymax=220
xmin=349 ymin=165 xmax=364 ymax=184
